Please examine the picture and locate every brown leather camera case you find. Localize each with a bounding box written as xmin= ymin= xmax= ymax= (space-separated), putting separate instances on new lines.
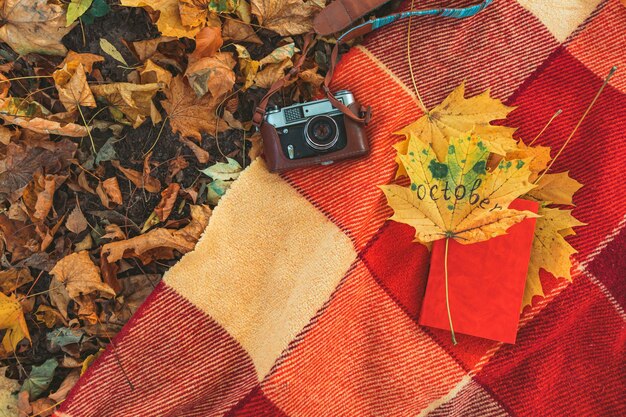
xmin=261 ymin=102 xmax=370 ymax=172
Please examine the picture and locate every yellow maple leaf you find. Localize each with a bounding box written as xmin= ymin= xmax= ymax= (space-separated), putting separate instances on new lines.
xmin=0 ymin=292 xmax=31 ymax=353
xmin=394 ymin=82 xmax=517 ymax=177
xmin=120 ymin=0 xmax=201 ymax=38
xmin=504 ymin=140 xmax=551 ymax=182
xmin=380 ymin=133 xmax=538 ymax=244
xmin=523 ymin=206 xmax=585 ymax=309
xmin=526 ymin=171 xmax=583 ymax=205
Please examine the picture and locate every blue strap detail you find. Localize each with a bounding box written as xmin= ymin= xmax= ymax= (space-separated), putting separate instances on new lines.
xmin=338 ymin=0 xmax=493 ymax=43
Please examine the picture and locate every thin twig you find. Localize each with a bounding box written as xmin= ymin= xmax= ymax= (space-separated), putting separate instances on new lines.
xmin=143 ymin=116 xmax=169 ymax=157
xmin=444 ymin=237 xmax=457 ymax=345
xmin=29 ymin=400 xmax=64 ymax=417
xmin=77 ymin=104 xmax=96 ymax=154
xmin=529 ymin=109 xmax=562 ymax=146
xmin=535 ymin=66 xmax=617 ymax=184
xmin=214 ymin=88 xmax=242 ymax=159
xmin=0 ymin=75 xmax=53 ymax=84
xmin=97 ymin=316 xmax=135 ymax=391
xmin=407 ymin=0 xmax=428 ymax=113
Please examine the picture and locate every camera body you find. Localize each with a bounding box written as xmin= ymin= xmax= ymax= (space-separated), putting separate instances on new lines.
xmin=261 ymin=90 xmax=370 ymax=172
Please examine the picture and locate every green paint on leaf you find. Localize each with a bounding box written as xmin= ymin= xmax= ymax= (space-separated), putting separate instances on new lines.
xmin=472 ymin=160 xmax=486 ymax=175
xmin=428 ymin=159 xmax=448 ymax=179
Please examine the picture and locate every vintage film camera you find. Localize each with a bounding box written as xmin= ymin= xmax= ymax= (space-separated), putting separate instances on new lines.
xmin=260 ymin=90 xmax=370 ymax=172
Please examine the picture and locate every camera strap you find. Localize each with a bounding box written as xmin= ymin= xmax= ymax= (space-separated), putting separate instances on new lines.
xmin=252 ymin=0 xmax=493 ymax=128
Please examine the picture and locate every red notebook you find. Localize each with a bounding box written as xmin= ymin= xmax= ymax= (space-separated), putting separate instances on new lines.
xmin=418 ymin=199 xmax=539 ymax=344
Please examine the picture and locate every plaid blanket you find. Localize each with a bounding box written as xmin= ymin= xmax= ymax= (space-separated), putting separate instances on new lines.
xmin=55 ymin=1 xmax=626 ymax=415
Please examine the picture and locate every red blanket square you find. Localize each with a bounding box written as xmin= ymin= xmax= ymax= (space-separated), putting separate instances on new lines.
xmin=419 ymin=199 xmax=539 ymax=344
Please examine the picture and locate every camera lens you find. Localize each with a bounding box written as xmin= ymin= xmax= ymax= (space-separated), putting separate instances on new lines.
xmin=304 ymin=115 xmax=339 ymax=151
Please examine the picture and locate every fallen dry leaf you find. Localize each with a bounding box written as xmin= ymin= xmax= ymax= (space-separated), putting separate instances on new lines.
xmin=155 ymin=183 xmax=181 ymax=221
xmin=140 ymin=59 xmax=173 ymax=86
xmin=17 ymin=391 xmax=31 ymax=417
xmin=66 ymin=206 xmax=88 ymax=234
xmin=0 ymin=292 xmax=31 ymax=352
xmin=0 ymin=268 xmax=33 ymax=295
xmin=186 ymin=52 xmax=236 ymax=98
xmin=48 ymin=370 xmax=80 ymax=403
xmin=59 ymin=51 xmax=105 ymax=73
xmin=111 ymin=160 xmax=161 ymax=193
xmin=0 ymin=0 xmax=75 ymax=56
xmin=0 ymin=99 xmax=89 ymax=137
xmin=179 ymin=0 xmax=237 ymax=28
xmin=523 ymin=206 xmax=585 ymax=309
xmin=91 ymin=83 xmax=162 ymax=128
xmin=52 ymin=63 xmax=96 ymax=113
xmin=247 ymin=131 xmax=263 ymax=161
xmin=7 ymin=200 xmax=28 ymax=222
xmin=254 ymin=58 xmax=292 ymax=88
xmin=50 ymin=251 xmax=116 ymax=301
xmin=395 ymin=82 xmax=517 ymax=174
xmin=190 ymin=26 xmax=223 ymax=61
xmin=0 ymin=73 xmax=9 ymax=99
xmin=0 ymin=215 xmax=40 ymax=261
xmin=38 ymin=213 xmax=66 ymax=252
xmin=161 ymin=76 xmax=229 ymax=139
xmin=168 ymin=155 xmax=189 ymax=179
xmin=76 ymin=170 xmax=96 ymax=194
xmin=34 ymin=304 xmax=65 ymax=328
xmin=102 ymin=177 xmax=123 ymax=205
xmin=222 ymin=19 xmax=262 ymax=44
xmin=74 ymin=233 xmax=93 ymax=251
xmin=179 ymin=136 xmax=209 ymax=163
xmin=251 ymin=0 xmax=322 ymax=36
xmin=259 ymin=43 xmax=298 ymax=66
xmin=127 ymin=36 xmax=178 ymax=61
xmin=49 ymin=276 xmax=71 ymax=320
xmin=297 ymin=65 xmax=324 ymax=90
xmin=102 ymin=205 xmax=211 ymax=264
xmin=0 ymin=368 xmax=19 ymax=414
xmin=0 ymin=138 xmax=77 ymax=202
xmin=107 ymin=274 xmax=159 ymax=325
xmin=234 ymin=45 xmax=260 ymax=90
xmin=30 ymin=397 xmax=56 ymax=416
xmin=0 ymin=125 xmax=12 ymax=145
xmin=102 ymin=224 xmax=126 ymax=240
xmin=380 ymin=133 xmax=537 ymax=244
xmin=121 ymin=0 xmax=201 ymax=38
xmin=178 ymin=0 xmax=209 ymax=28
xmin=22 ymin=173 xmax=60 ymax=223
